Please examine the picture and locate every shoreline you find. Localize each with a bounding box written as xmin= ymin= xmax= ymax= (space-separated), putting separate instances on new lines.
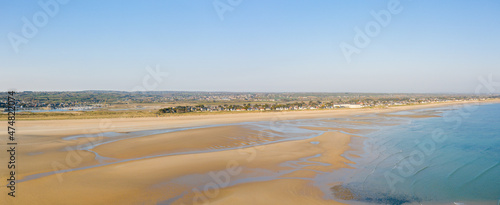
xmin=4 ymin=100 xmax=499 ymax=137
xmin=3 ymin=99 xmax=499 ymax=121
xmin=1 ymin=100 xmax=498 ymax=204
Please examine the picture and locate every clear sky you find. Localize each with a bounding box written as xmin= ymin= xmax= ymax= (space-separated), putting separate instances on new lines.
xmin=1 ymin=0 xmax=499 ymax=93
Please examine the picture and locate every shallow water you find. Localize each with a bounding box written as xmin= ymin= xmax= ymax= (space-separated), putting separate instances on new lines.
xmin=324 ymin=103 xmax=500 ymax=204
xmin=17 ymin=103 xmax=500 ymax=204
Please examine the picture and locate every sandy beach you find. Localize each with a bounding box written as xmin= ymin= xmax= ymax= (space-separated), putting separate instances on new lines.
xmin=0 ymin=100 xmax=498 ymax=205
xmin=4 ymin=0 xmax=500 ymax=203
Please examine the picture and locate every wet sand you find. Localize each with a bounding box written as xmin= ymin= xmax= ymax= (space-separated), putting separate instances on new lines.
xmin=2 ymin=131 xmax=357 ymax=205
xmin=0 ymin=100 xmax=497 ymax=204
xmin=298 ymin=126 xmax=366 ymax=134
xmin=207 ymin=179 xmax=343 ymax=205
xmin=92 ymin=125 xmax=279 ymax=159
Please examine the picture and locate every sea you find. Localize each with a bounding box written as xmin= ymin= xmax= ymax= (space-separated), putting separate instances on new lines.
xmin=321 ymin=103 xmax=500 ymax=204
xmin=17 ymin=102 xmax=500 ymax=205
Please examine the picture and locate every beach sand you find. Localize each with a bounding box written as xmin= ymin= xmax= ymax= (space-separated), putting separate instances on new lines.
xmin=0 ymin=100 xmax=496 ymax=204
xmin=2 ymin=131 xmax=356 ymax=205
xmin=92 ymin=125 xmax=279 ymax=159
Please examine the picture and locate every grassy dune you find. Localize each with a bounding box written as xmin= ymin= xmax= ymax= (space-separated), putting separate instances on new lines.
xmin=0 ymin=109 xmax=310 ymax=121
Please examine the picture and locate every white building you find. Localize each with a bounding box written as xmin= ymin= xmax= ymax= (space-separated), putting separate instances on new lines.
xmin=338 ymin=104 xmax=362 ymax=108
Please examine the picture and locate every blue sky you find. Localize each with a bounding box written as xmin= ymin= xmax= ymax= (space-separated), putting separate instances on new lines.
xmin=1 ymin=0 xmax=499 ymax=93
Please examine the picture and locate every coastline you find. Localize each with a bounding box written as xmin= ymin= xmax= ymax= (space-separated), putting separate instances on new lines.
xmin=1 ymin=100 xmax=499 ymax=204
xmin=5 ymin=100 xmax=499 ymax=136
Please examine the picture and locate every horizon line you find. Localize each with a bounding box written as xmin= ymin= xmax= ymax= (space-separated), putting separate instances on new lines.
xmin=1 ymin=90 xmax=499 ymax=95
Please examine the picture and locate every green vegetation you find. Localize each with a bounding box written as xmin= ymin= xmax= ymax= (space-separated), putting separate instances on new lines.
xmin=1 ymin=91 xmax=498 ymax=120
xmin=0 ymin=108 xmax=306 ymax=121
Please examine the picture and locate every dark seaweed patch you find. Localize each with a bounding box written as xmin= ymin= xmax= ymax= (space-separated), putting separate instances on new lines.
xmin=331 ymin=184 xmax=421 ymax=205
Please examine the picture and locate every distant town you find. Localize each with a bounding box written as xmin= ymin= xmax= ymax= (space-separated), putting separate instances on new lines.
xmin=1 ymin=91 xmax=498 ymax=114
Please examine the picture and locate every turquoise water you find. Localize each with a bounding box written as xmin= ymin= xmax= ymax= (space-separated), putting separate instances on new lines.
xmin=333 ymin=103 xmax=500 ymax=204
